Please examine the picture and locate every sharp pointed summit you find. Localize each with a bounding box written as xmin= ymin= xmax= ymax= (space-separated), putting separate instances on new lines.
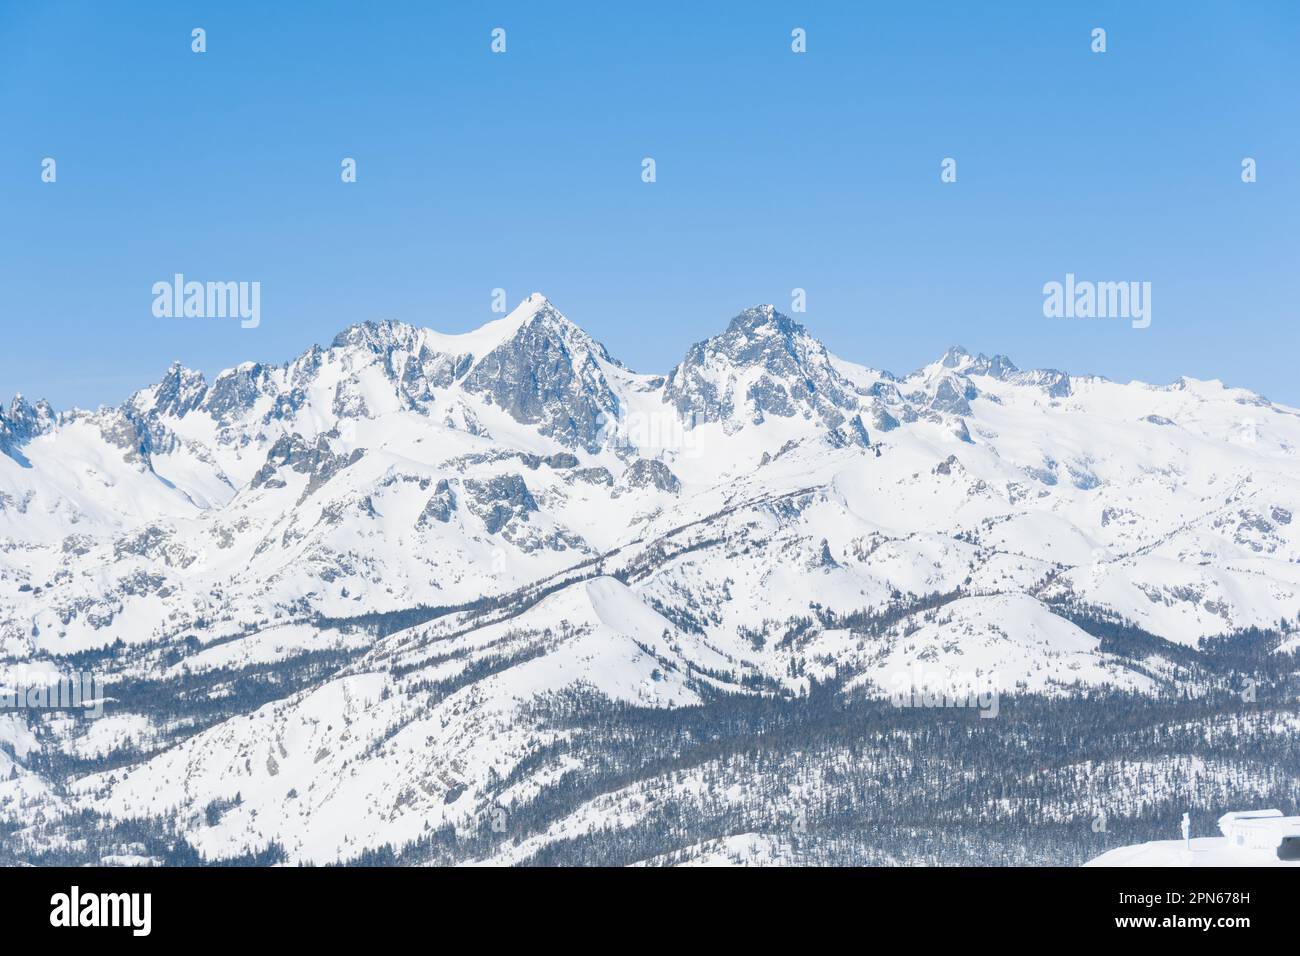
xmin=2 ymin=292 xmax=1299 ymax=868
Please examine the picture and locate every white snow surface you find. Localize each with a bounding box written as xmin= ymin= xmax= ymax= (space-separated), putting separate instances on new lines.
xmin=1087 ymin=837 xmax=1300 ymax=867
xmin=3 ymin=294 xmax=1298 ymax=864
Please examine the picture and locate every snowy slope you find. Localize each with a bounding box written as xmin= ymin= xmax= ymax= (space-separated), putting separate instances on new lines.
xmin=1087 ymin=837 xmax=1300 ymax=867
xmin=2 ymin=293 xmax=1299 ymax=865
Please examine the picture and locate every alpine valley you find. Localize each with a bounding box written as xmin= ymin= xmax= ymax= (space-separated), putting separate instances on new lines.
xmin=2 ymin=295 xmax=1298 ymax=866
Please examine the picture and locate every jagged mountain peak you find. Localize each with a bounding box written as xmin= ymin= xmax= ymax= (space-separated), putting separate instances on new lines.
xmin=929 ymin=346 xmax=1019 ymax=380
xmin=939 ymin=345 xmax=969 ymax=366
xmin=329 ymin=318 xmax=424 ymax=353
xmin=497 ymin=293 xmax=612 ymax=360
xmin=5 ymin=293 xmax=1300 ymax=870
xmin=381 ymin=293 xmax=617 ymax=372
xmin=129 ymin=362 xmax=209 ymax=419
xmin=910 ymin=346 xmax=1068 ymax=399
xmin=515 ymin=290 xmax=561 ymax=319
xmin=725 ymin=303 xmax=804 ymax=336
xmin=687 ymin=304 xmax=825 ymax=363
xmin=460 ymin=294 xmax=622 ymax=452
xmin=321 ymin=294 xmax=585 ymax=366
xmin=6 ymin=393 xmax=53 ymax=420
xmin=664 ymin=305 xmax=859 ymax=433
xmin=475 ymin=292 xmax=572 ymax=337
xmin=1 ymin=394 xmax=55 ymax=434
xmin=0 ymin=393 xmax=56 ymax=461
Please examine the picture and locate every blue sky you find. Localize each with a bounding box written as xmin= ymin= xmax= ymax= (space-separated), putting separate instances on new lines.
xmin=1 ymin=1 xmax=1296 ymax=410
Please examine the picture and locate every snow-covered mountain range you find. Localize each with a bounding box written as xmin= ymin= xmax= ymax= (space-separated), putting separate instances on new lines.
xmin=2 ymin=294 xmax=1298 ymax=866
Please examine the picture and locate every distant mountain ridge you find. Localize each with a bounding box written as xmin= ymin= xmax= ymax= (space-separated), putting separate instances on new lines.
xmin=1 ymin=293 xmax=1297 ymax=866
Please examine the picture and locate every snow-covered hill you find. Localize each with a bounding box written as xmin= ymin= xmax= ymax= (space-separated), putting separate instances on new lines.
xmin=1087 ymin=837 xmax=1300 ymax=867
xmin=2 ymin=294 xmax=1298 ymax=866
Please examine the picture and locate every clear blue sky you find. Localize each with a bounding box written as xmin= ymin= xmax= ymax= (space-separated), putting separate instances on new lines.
xmin=1 ymin=0 xmax=1296 ymax=410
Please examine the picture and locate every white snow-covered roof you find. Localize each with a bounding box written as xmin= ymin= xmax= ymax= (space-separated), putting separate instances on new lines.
xmin=1218 ymin=809 xmax=1283 ymax=825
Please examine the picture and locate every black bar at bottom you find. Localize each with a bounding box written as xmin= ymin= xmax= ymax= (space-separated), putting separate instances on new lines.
xmin=0 ymin=864 xmax=1283 ymax=942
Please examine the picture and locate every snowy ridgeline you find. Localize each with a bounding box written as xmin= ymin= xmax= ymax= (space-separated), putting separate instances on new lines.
xmin=1 ymin=294 xmax=1299 ymax=866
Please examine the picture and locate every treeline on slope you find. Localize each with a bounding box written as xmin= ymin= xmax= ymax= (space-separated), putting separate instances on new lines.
xmin=331 ymin=678 xmax=1300 ymax=867
xmin=1050 ymin=598 xmax=1300 ymax=681
xmin=0 ymin=808 xmax=288 ymax=867
xmin=25 ymin=643 xmax=361 ymax=779
xmin=11 ymin=582 xmax=1296 ymax=866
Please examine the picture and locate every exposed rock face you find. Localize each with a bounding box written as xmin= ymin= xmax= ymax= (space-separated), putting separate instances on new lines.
xmin=542 ymin=452 xmax=579 ymax=470
xmin=462 ymin=303 xmax=620 ymax=453
xmin=463 ymin=474 xmax=538 ymax=534
xmin=417 ymin=479 xmax=457 ymax=528
xmin=1018 ymin=368 xmax=1072 ymax=398
xmin=810 ymin=538 xmax=838 ymax=569
xmin=926 ymin=376 xmax=978 ymax=417
xmin=941 ymin=346 xmax=1018 ymax=380
xmin=616 ymin=458 xmax=681 ymax=497
xmin=568 ymin=466 xmax=614 ymax=487
xmin=400 ymin=345 xmax=473 ymax=401
xmin=250 ymin=434 xmax=364 ymax=498
xmin=827 ymin=414 xmax=871 ymax=449
xmin=663 ymin=306 xmax=860 ymax=433
xmin=0 ymin=396 xmax=54 ymax=462
xmin=96 ymin=409 xmax=158 ymax=469
xmin=331 ymin=321 xmax=472 ymax=408
xmin=867 ymin=401 xmax=900 ymax=433
xmin=3 ymin=294 xmax=1300 ymax=872
xmin=149 ymin=363 xmax=209 ymax=419
xmin=203 ymin=363 xmax=277 ymax=425
xmin=937 ymin=346 xmax=1074 ymax=401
